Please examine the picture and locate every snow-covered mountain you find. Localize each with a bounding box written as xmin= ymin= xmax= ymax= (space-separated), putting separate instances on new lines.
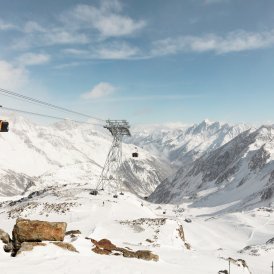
xmin=150 ymin=126 xmax=274 ymax=212
xmin=1 ymin=116 xmax=274 ymax=274
xmin=127 ymin=120 xmax=250 ymax=167
xmin=0 ymin=114 xmax=171 ymax=197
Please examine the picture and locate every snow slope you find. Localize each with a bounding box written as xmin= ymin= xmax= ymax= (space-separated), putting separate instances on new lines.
xmin=0 ymin=114 xmax=171 ymax=197
xmin=150 ymin=126 xmax=274 ymax=212
xmin=128 ymin=120 xmax=250 ymax=167
xmin=0 ymin=182 xmax=272 ymax=274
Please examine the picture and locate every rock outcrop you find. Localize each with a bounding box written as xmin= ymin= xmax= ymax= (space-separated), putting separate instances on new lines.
xmin=177 ymin=224 xmax=191 ymax=250
xmin=0 ymin=229 xmax=11 ymax=244
xmin=16 ymin=242 xmax=46 ymax=255
xmin=12 ymin=218 xmax=67 ymax=243
xmin=91 ymin=238 xmax=159 ymax=262
xmin=52 ymin=242 xmax=78 ymax=252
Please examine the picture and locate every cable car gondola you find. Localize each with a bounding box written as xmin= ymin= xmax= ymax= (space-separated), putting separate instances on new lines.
xmin=0 ymin=120 xmax=9 ymax=132
xmin=132 ymin=147 xmax=138 ymax=158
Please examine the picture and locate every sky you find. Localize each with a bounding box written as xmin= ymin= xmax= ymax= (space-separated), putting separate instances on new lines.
xmin=0 ymin=0 xmax=274 ymax=126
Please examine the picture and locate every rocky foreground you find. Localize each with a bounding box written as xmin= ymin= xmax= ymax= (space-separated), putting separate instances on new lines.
xmin=0 ymin=182 xmax=270 ymax=274
xmin=1 ymin=218 xmax=159 ymax=262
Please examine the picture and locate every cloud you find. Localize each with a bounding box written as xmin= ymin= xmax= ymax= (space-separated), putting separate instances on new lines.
xmin=0 ymin=60 xmax=28 ymax=90
xmin=93 ymin=42 xmax=140 ymax=59
xmin=63 ymin=42 xmax=141 ymax=60
xmin=0 ymin=19 xmax=17 ymax=31
xmin=87 ymin=94 xmax=202 ymax=102
xmin=23 ymin=21 xmax=46 ymax=33
xmin=63 ymin=1 xmax=146 ymax=38
xmin=11 ymin=21 xmax=90 ymax=50
xmin=152 ymin=29 xmax=274 ymax=55
xmin=63 ymin=48 xmax=90 ymax=56
xmin=82 ymin=82 xmax=117 ymax=99
xmin=17 ymin=53 xmax=51 ymax=66
xmin=42 ymin=29 xmax=89 ymax=45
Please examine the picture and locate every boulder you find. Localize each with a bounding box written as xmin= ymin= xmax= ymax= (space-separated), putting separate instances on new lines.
xmin=92 ymin=246 xmax=112 ymax=255
xmin=3 ymin=242 xmax=13 ymax=253
xmin=90 ymin=238 xmax=159 ymax=262
xmin=13 ymin=218 xmax=67 ymax=243
xmin=0 ymin=229 xmax=11 ymax=244
xmin=16 ymin=242 xmax=46 ymax=255
xmin=65 ymin=230 xmax=81 ymax=236
xmin=52 ymin=242 xmax=78 ymax=253
xmin=93 ymin=239 xmax=117 ymax=251
xmin=135 ymin=250 xmax=159 ymax=261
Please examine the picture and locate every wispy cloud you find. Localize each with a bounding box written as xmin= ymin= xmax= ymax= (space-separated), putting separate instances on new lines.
xmin=23 ymin=21 xmax=46 ymax=33
xmin=0 ymin=60 xmax=29 ymax=90
xmin=63 ymin=42 xmax=142 ymax=60
xmin=0 ymin=19 xmax=17 ymax=31
xmin=152 ymin=29 xmax=274 ymax=55
xmin=86 ymin=94 xmax=202 ymax=102
xmin=81 ymin=82 xmax=117 ymax=99
xmin=62 ymin=1 xmax=146 ymax=38
xmin=17 ymin=52 xmax=51 ymax=66
xmin=94 ymin=42 xmax=140 ymax=59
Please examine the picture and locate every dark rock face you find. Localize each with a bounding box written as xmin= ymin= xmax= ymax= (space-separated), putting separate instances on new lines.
xmin=249 ymin=146 xmax=270 ymax=171
xmin=90 ymin=238 xmax=159 ymax=262
xmin=261 ymin=187 xmax=273 ymax=201
xmin=266 ymin=237 xmax=274 ymax=245
xmin=12 ymin=218 xmax=67 ymax=243
xmin=0 ymin=229 xmax=11 ymax=244
xmin=65 ymin=230 xmax=81 ymax=236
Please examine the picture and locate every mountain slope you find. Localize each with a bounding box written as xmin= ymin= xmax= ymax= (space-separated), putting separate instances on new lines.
xmin=149 ymin=126 xmax=274 ymax=212
xmin=0 ymin=114 xmax=171 ymax=197
xmin=128 ymin=120 xmax=250 ymax=167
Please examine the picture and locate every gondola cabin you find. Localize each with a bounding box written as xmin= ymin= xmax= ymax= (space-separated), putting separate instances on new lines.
xmin=0 ymin=120 xmax=9 ymax=132
xmin=132 ymin=147 xmax=139 ymax=158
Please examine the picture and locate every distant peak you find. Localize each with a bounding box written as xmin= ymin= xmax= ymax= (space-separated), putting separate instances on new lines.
xmin=203 ymin=119 xmax=212 ymax=124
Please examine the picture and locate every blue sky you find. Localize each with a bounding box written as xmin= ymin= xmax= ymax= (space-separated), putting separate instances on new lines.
xmin=0 ymin=0 xmax=274 ymax=125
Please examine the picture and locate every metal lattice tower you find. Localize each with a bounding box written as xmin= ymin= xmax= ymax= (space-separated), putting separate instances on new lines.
xmin=96 ymin=120 xmax=131 ymax=193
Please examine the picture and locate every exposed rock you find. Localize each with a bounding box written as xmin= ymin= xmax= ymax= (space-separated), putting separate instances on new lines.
xmin=91 ymin=238 xmax=117 ymax=251
xmin=12 ymin=218 xmax=67 ymax=243
xmin=249 ymin=146 xmax=270 ymax=171
xmin=52 ymin=242 xmax=78 ymax=253
xmin=3 ymin=242 xmax=13 ymax=253
xmin=90 ymin=238 xmax=159 ymax=262
xmin=135 ymin=250 xmax=159 ymax=261
xmin=177 ymin=225 xmax=191 ymax=250
xmin=266 ymin=237 xmax=274 ymax=245
xmin=65 ymin=230 xmax=81 ymax=236
xmin=92 ymin=246 xmax=111 ymax=255
xmin=261 ymin=187 xmax=273 ymax=201
xmin=0 ymin=229 xmax=11 ymax=244
xmin=16 ymin=242 xmax=46 ymax=255
xmin=120 ymin=218 xmax=166 ymax=226
xmin=221 ymin=257 xmax=251 ymax=273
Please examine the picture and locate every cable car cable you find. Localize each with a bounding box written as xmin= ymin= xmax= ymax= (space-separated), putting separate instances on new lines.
xmin=0 ymin=87 xmax=105 ymax=122
xmin=0 ymin=106 xmax=103 ymax=126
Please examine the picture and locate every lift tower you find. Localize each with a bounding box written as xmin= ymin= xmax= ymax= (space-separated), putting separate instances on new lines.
xmin=96 ymin=120 xmax=131 ymax=193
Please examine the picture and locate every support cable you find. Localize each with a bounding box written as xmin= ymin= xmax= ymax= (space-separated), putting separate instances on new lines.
xmin=0 ymin=106 xmax=103 ymax=127
xmin=0 ymin=87 xmax=105 ymax=122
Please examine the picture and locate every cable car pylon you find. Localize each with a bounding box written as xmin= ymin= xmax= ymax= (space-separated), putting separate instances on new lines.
xmin=90 ymin=120 xmax=131 ymax=197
